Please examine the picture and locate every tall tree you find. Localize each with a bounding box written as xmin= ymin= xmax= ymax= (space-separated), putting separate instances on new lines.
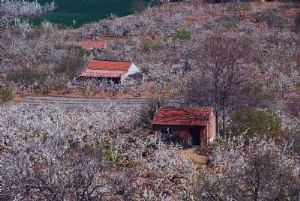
xmin=185 ymin=36 xmax=255 ymax=136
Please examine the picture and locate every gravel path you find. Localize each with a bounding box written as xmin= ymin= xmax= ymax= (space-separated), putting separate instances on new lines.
xmin=14 ymin=96 xmax=184 ymax=111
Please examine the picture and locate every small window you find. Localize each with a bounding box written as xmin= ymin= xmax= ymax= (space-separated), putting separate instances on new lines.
xmin=161 ymin=127 xmax=172 ymax=134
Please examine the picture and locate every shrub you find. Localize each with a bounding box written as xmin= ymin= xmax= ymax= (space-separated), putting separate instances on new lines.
xmin=285 ymin=126 xmax=300 ymax=154
xmin=196 ymin=138 xmax=300 ymax=201
xmin=219 ymin=15 xmax=241 ymax=29
xmin=83 ymin=87 xmax=94 ymax=96
xmin=140 ymin=66 xmax=150 ymax=75
xmin=285 ymin=102 xmax=300 ymax=118
xmin=241 ymin=34 xmax=254 ymax=47
xmin=226 ymin=2 xmax=252 ymax=12
xmin=104 ymin=147 xmax=125 ymax=166
xmin=54 ymin=50 xmax=85 ymax=79
xmin=135 ymin=101 xmax=158 ymax=129
xmin=252 ymin=11 xmax=285 ymax=29
xmin=295 ymin=12 xmax=300 ymax=32
xmin=295 ymin=82 xmax=300 ymax=92
xmin=265 ymin=32 xmax=279 ymax=44
xmin=141 ymin=39 xmax=160 ymax=52
xmin=0 ymin=84 xmax=14 ymax=104
xmin=279 ymin=2 xmax=300 ymax=10
xmin=221 ymin=18 xmax=238 ymax=29
xmin=176 ymin=28 xmax=191 ymax=40
xmin=7 ymin=68 xmax=49 ymax=86
xmin=229 ymin=108 xmax=284 ymax=140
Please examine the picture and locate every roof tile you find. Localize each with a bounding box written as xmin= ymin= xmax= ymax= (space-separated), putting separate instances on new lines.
xmin=87 ymin=60 xmax=132 ymax=71
xmin=80 ymin=40 xmax=106 ymax=49
xmin=152 ymin=106 xmax=212 ymax=126
xmin=79 ymin=60 xmax=133 ymax=78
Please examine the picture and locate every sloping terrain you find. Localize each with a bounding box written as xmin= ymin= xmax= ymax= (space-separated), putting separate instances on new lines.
xmin=1 ymin=2 xmax=299 ymax=100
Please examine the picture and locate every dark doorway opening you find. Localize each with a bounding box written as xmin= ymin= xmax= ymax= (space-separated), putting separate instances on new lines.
xmin=79 ymin=77 xmax=121 ymax=84
xmin=190 ymin=126 xmax=201 ymax=146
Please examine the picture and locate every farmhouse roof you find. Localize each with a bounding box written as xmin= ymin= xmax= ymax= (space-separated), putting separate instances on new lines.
xmin=87 ymin=60 xmax=132 ymax=71
xmin=80 ymin=40 xmax=107 ymax=49
xmin=79 ymin=60 xmax=133 ymax=78
xmin=152 ymin=106 xmax=212 ymax=126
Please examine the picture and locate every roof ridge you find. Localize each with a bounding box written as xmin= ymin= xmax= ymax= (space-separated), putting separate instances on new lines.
xmin=153 ymin=106 xmax=213 ymax=126
xmin=90 ymin=59 xmax=133 ymax=63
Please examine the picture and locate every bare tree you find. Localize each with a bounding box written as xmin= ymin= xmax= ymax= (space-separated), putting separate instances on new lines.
xmin=196 ymin=137 xmax=300 ymax=201
xmin=185 ymin=36 xmax=254 ymax=136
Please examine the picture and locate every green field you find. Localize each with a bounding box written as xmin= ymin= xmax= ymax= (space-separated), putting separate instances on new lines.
xmin=29 ymin=0 xmax=150 ymax=27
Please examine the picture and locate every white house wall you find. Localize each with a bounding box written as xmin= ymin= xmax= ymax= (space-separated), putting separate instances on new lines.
xmin=121 ymin=63 xmax=140 ymax=82
xmin=208 ymin=109 xmax=216 ymax=143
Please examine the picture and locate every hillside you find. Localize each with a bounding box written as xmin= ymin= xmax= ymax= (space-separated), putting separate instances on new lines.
xmin=80 ymin=2 xmax=299 ymax=97
xmin=1 ymin=1 xmax=300 ymax=201
xmin=1 ymin=2 xmax=299 ymax=99
xmin=29 ymin=0 xmax=150 ymax=27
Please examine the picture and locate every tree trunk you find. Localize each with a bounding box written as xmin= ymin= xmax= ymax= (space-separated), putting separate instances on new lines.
xmin=215 ymin=110 xmax=220 ymax=137
xmin=222 ymin=108 xmax=226 ymax=138
xmin=221 ymin=95 xmax=227 ymax=138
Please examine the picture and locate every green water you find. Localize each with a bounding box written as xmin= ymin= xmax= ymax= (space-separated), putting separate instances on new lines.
xmin=29 ymin=0 xmax=151 ymax=27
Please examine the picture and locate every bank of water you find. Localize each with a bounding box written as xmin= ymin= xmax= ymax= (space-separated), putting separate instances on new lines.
xmin=30 ymin=0 xmax=155 ymax=27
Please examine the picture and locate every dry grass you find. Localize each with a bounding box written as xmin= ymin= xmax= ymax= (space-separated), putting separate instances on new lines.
xmin=180 ymin=148 xmax=208 ymax=165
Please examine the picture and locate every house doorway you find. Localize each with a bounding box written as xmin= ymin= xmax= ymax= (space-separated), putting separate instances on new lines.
xmin=189 ymin=126 xmax=201 ymax=146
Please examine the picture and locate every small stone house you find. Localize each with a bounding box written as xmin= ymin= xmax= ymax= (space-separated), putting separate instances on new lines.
xmin=152 ymin=106 xmax=216 ymax=147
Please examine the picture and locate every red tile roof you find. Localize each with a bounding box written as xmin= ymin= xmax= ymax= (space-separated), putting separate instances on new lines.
xmin=87 ymin=60 xmax=132 ymax=71
xmin=152 ymin=106 xmax=212 ymax=126
xmin=79 ymin=60 xmax=133 ymax=78
xmin=80 ymin=40 xmax=107 ymax=49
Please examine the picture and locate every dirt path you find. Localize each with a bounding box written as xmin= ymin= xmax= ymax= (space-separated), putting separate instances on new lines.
xmin=180 ymin=148 xmax=207 ymax=165
xmin=15 ymin=96 xmax=183 ymax=106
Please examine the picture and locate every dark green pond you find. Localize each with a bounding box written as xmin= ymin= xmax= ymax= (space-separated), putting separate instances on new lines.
xmin=30 ymin=0 xmax=153 ymax=27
